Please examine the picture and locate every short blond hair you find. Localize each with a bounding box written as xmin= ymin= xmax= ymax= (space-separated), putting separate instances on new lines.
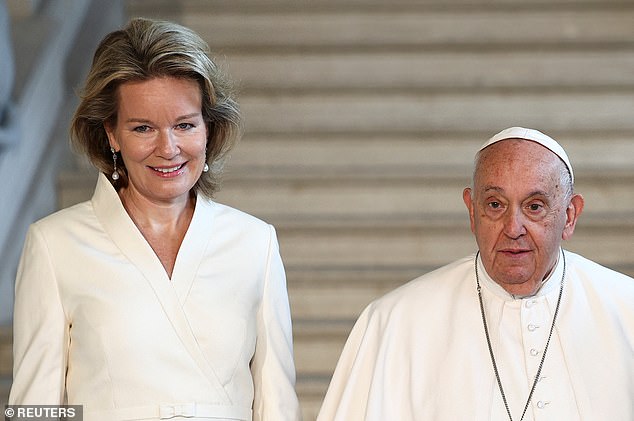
xmin=70 ymin=18 xmax=241 ymax=198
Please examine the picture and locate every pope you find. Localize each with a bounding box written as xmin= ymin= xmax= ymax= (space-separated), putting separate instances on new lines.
xmin=317 ymin=127 xmax=634 ymax=421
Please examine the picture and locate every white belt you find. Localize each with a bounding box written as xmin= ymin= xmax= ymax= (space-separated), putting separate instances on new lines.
xmin=85 ymin=402 xmax=252 ymax=421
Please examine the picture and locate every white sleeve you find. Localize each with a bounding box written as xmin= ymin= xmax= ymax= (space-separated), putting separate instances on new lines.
xmin=250 ymin=225 xmax=302 ymax=421
xmin=9 ymin=224 xmax=70 ymax=405
xmin=316 ymin=303 xmax=381 ymax=421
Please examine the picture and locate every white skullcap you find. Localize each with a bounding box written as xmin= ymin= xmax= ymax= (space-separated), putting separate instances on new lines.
xmin=479 ymin=126 xmax=574 ymax=184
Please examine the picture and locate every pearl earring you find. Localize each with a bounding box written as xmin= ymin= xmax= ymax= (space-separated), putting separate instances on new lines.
xmin=203 ymin=146 xmax=209 ymax=173
xmin=111 ymin=147 xmax=120 ymax=181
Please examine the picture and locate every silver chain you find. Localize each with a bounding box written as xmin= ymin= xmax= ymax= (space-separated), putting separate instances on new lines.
xmin=475 ymin=250 xmax=565 ymax=421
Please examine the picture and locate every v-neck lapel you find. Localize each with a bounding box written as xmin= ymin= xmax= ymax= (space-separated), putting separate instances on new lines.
xmin=91 ymin=174 xmax=230 ymax=402
xmin=170 ymin=194 xmax=216 ymax=304
xmin=92 ymin=173 xmax=169 ymax=285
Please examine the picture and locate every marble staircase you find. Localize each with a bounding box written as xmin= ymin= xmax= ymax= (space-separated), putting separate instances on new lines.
xmin=0 ymin=326 xmax=10 ymax=408
xmin=52 ymin=0 xmax=634 ymax=419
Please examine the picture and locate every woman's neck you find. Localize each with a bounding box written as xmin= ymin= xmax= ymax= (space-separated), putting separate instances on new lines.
xmin=118 ymin=187 xmax=196 ymax=278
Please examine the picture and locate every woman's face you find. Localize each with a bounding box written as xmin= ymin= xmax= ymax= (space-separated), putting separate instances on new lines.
xmin=105 ymin=77 xmax=207 ymax=206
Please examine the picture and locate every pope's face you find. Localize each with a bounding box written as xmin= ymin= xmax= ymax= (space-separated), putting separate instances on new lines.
xmin=463 ymin=139 xmax=583 ymax=295
xmin=105 ymin=77 xmax=207 ymax=206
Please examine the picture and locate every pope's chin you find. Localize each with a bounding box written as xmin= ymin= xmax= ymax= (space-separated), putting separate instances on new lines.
xmin=496 ymin=272 xmax=533 ymax=286
xmin=489 ymin=260 xmax=537 ymax=286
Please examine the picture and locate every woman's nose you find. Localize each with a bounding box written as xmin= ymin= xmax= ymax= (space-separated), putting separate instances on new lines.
xmin=156 ymin=130 xmax=179 ymax=158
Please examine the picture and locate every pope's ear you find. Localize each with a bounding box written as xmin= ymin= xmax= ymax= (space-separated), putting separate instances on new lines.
xmin=562 ymin=194 xmax=584 ymax=241
xmin=463 ymin=188 xmax=476 ymax=234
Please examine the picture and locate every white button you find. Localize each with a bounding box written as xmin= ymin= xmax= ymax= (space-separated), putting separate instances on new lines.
xmin=530 ymin=348 xmax=540 ymax=356
xmin=525 ymin=299 xmax=538 ymax=308
xmin=536 ymin=400 xmax=550 ymax=409
xmin=528 ymin=323 xmax=539 ymax=332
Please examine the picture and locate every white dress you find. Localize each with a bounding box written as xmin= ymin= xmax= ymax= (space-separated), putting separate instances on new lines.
xmin=10 ymin=173 xmax=302 ymax=421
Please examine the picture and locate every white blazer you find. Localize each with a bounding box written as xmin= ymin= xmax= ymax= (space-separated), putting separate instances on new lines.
xmin=10 ymin=173 xmax=302 ymax=421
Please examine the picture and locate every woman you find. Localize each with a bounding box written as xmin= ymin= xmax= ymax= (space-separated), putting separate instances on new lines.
xmin=9 ymin=18 xmax=301 ymax=421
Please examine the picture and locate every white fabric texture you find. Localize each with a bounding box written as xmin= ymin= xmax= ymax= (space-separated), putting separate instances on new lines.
xmin=317 ymin=251 xmax=634 ymax=421
xmin=10 ymin=173 xmax=301 ymax=421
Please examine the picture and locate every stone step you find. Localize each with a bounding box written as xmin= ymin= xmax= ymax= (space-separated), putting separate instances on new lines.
xmin=273 ymin=215 xmax=634 ymax=269
xmin=128 ymin=0 xmax=632 ymax=14
xmin=178 ymin=7 xmax=634 ymax=51
xmin=0 ymin=377 xmax=9 ymax=408
xmin=217 ymin=170 xmax=634 ymax=219
xmin=0 ymin=325 xmax=11 ymax=408
xmin=293 ymin=322 xmax=351 ymax=419
xmin=293 ymin=320 xmax=352 ymax=417
xmin=239 ymin=92 xmax=634 ymax=134
xmin=218 ymin=175 xmax=471 ymax=221
xmin=228 ymin=132 xmax=634 ymax=173
xmin=296 ymin=375 xmax=329 ymax=421
xmin=287 ymin=266 xmax=423 ymax=321
xmin=0 ymin=325 xmax=11 ymax=378
xmin=294 ymin=320 xmax=351 ymax=376
xmin=222 ymin=50 xmax=634 ymax=92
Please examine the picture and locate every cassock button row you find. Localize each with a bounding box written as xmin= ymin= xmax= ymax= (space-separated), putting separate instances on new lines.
xmin=530 ymin=348 xmax=540 ymax=356
xmin=527 ymin=323 xmax=539 ymax=332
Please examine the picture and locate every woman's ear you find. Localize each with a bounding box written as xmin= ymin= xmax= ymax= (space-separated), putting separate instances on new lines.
xmin=104 ymin=121 xmax=119 ymax=151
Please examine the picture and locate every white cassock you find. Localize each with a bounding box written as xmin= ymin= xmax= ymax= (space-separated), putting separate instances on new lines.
xmin=317 ymin=250 xmax=634 ymax=421
xmin=10 ymin=173 xmax=302 ymax=421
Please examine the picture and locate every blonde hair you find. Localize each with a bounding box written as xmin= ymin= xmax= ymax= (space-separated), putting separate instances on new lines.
xmin=70 ymin=18 xmax=241 ymax=198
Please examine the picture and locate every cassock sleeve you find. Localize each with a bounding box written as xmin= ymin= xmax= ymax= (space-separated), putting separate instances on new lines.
xmin=250 ymin=225 xmax=302 ymax=421
xmin=316 ymin=303 xmax=383 ymax=421
xmin=9 ymin=224 xmax=70 ymax=405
